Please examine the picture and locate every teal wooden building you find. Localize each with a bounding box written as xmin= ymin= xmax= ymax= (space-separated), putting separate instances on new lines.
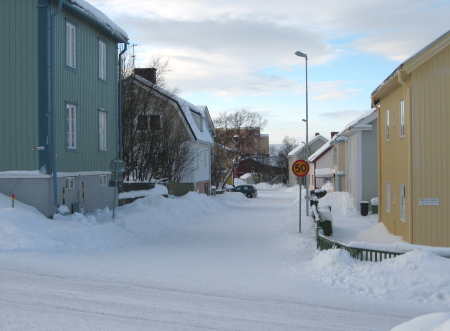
xmin=0 ymin=0 xmax=128 ymax=216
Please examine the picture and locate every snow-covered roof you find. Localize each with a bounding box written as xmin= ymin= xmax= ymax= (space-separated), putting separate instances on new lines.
xmin=307 ymin=109 xmax=378 ymax=163
xmin=240 ymin=173 xmax=253 ymax=180
xmin=128 ymin=75 xmax=214 ymax=145
xmin=175 ymin=99 xmax=214 ymax=144
xmin=322 ymin=108 xmax=377 ymax=146
xmin=315 ymin=168 xmax=335 ymax=178
xmin=308 ymin=140 xmax=333 ymax=162
xmin=65 ymin=0 xmax=128 ymax=41
xmin=288 ymin=135 xmax=328 ymax=157
xmin=372 ymin=29 xmax=450 ymax=97
xmin=342 ymin=108 xmax=377 ymax=132
xmin=195 ymin=105 xmax=216 ymax=138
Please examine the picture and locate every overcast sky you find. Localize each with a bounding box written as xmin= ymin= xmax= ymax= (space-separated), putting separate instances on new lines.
xmin=90 ymin=0 xmax=449 ymax=144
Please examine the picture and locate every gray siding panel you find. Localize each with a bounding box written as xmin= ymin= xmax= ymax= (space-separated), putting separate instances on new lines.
xmin=0 ymin=0 xmax=40 ymax=171
xmin=362 ymin=118 xmax=379 ymax=203
xmin=0 ymin=175 xmax=116 ymax=217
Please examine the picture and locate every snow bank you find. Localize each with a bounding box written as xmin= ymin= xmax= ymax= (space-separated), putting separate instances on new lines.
xmin=356 ymin=222 xmax=405 ymax=245
xmin=255 ymin=182 xmax=274 ymax=189
xmin=307 ymin=248 xmax=450 ymax=308
xmin=118 ymin=184 xmax=168 ymax=199
xmin=321 ymin=182 xmax=334 ymax=192
xmin=0 ymin=188 xmax=237 ymax=252
xmin=391 ymin=312 xmax=450 ymax=331
xmin=0 ymin=192 xmax=42 ymax=216
xmin=317 ymin=192 xmax=357 ymax=217
xmin=234 ymin=178 xmax=246 ymax=186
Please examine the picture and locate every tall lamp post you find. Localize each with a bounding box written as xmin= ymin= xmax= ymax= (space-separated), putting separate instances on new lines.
xmin=295 ymin=51 xmax=309 ymax=216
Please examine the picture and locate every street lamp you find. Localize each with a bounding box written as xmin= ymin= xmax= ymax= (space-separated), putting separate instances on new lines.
xmin=295 ymin=51 xmax=309 ymax=216
xmin=301 ymin=141 xmax=306 ymax=161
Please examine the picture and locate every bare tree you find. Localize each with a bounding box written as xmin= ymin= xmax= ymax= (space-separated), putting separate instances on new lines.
xmin=213 ymin=110 xmax=267 ymax=189
xmin=272 ymin=136 xmax=298 ymax=185
xmin=210 ymin=146 xmax=227 ymax=188
xmin=121 ymin=55 xmax=196 ymax=182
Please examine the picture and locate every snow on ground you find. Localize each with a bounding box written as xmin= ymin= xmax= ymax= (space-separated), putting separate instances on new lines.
xmin=0 ymin=184 xmax=449 ymax=330
xmin=280 ymin=189 xmax=450 ymax=308
xmin=0 ymin=185 xmax=245 ymax=252
xmin=391 ymin=312 xmax=450 ymax=331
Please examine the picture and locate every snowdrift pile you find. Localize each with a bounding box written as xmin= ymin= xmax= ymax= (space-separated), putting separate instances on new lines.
xmin=0 ymin=186 xmax=247 ymax=252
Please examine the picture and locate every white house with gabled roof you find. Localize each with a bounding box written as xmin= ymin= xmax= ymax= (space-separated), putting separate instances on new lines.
xmin=124 ymin=71 xmax=215 ymax=194
xmin=340 ymin=108 xmax=378 ymax=212
xmin=308 ymin=139 xmax=334 ymax=191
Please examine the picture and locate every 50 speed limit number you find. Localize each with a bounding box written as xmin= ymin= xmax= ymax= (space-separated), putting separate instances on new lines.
xmin=291 ymin=160 xmax=309 ymax=177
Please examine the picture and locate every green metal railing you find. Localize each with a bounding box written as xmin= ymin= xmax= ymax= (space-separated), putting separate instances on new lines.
xmin=317 ymin=235 xmax=403 ymax=262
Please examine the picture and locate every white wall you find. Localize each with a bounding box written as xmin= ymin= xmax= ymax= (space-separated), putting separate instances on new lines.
xmin=182 ymin=142 xmax=211 ymax=185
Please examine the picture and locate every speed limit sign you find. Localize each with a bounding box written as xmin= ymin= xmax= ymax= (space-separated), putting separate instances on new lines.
xmin=292 ymin=160 xmax=309 ymax=177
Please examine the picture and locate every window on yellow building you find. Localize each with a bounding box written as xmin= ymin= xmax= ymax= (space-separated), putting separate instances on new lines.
xmin=399 ymin=100 xmax=405 ymax=138
xmin=385 ymin=110 xmax=390 ymax=141
xmin=386 ymin=180 xmax=391 ymax=213
xmin=400 ymin=184 xmax=406 ymax=222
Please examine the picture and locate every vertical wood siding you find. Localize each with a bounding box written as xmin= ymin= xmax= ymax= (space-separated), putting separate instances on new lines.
xmin=378 ymin=82 xmax=411 ymax=242
xmin=0 ymin=0 xmax=39 ymax=171
xmin=412 ymin=46 xmax=450 ymax=247
xmin=53 ymin=7 xmax=119 ymax=172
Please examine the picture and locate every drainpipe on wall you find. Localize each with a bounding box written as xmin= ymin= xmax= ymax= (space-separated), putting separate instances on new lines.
xmin=118 ymin=43 xmax=127 ymax=159
xmin=50 ymin=0 xmax=63 ymax=208
xmin=397 ymin=68 xmax=413 ymax=244
xmin=209 ymin=144 xmax=213 ymax=195
xmin=371 ymin=96 xmax=381 ymax=226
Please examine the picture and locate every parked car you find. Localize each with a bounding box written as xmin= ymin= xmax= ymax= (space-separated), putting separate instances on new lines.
xmin=230 ymin=185 xmax=258 ymax=198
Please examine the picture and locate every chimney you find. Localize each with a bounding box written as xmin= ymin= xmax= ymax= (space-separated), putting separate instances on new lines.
xmin=315 ymin=132 xmax=320 ymax=136
xmin=331 ymin=131 xmax=339 ymax=139
xmin=134 ymin=68 xmax=157 ymax=84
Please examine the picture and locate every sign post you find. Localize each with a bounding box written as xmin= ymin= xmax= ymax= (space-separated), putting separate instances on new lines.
xmin=109 ymin=158 xmax=126 ymax=219
xmin=291 ymin=160 xmax=310 ymax=233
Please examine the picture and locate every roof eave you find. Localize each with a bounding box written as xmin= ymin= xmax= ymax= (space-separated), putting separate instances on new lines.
xmin=62 ymin=0 xmax=128 ymax=43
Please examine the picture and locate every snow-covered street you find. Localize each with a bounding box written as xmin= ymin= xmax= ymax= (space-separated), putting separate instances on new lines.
xmin=0 ymin=185 xmax=447 ymax=330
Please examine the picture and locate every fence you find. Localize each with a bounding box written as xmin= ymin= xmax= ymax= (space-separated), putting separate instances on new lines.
xmin=167 ymin=182 xmax=195 ymax=197
xmin=317 ymin=235 xmax=403 ymax=262
xmin=122 ymin=182 xmax=155 ymax=192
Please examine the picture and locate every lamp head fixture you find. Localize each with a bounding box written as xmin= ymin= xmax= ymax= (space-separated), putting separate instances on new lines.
xmin=302 ymin=119 xmax=307 ymax=122
xmin=295 ymin=51 xmax=308 ymax=59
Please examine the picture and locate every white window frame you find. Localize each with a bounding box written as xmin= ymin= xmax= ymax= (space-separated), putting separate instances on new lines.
xmin=66 ymin=177 xmax=75 ymax=190
xmin=400 ymin=184 xmax=406 ymax=222
xmin=385 ymin=109 xmax=390 ymax=141
xmin=66 ymin=21 xmax=77 ymax=69
xmin=66 ymin=104 xmax=77 ymax=149
xmin=100 ymin=175 xmax=107 ymax=186
xmin=99 ymin=40 xmax=107 ymax=81
xmin=386 ymin=180 xmax=391 ymax=213
xmin=99 ymin=110 xmax=107 ymax=151
xmin=399 ymin=100 xmax=405 ymax=138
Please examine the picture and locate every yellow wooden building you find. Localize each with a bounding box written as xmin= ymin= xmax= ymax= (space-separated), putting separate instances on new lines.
xmin=371 ymin=30 xmax=450 ymax=247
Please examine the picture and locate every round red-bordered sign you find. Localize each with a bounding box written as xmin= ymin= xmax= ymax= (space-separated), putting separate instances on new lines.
xmin=292 ymin=159 xmax=309 ymax=177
